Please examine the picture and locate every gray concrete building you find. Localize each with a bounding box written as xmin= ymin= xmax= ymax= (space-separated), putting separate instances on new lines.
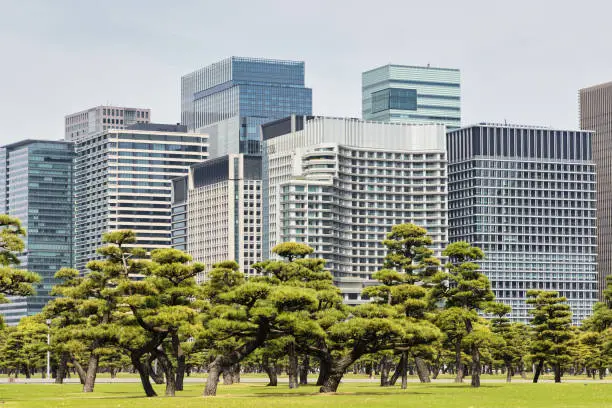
xmin=65 ymin=105 xmax=151 ymax=142
xmin=74 ymin=123 xmax=207 ymax=271
xmin=448 ymin=124 xmax=597 ymax=324
xmin=171 ymin=154 xmax=262 ymax=281
xmin=580 ymin=82 xmax=612 ymax=300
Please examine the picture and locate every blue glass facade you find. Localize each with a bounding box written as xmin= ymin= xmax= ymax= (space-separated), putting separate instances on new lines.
xmin=363 ymin=64 xmax=461 ymax=130
xmin=0 ymin=140 xmax=74 ymax=325
xmin=181 ymin=57 xmax=312 ymax=156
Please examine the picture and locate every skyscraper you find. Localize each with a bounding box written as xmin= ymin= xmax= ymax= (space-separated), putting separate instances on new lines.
xmin=74 ymin=123 xmax=208 ymax=271
xmin=262 ymin=115 xmax=447 ymax=302
xmin=448 ymin=124 xmax=597 ymax=324
xmin=580 ymin=82 xmax=612 ymax=300
xmin=362 ymin=64 xmax=461 ymax=130
xmin=0 ymin=140 xmax=74 ymax=325
xmin=181 ymin=56 xmax=312 ymax=157
xmin=65 ymin=105 xmax=151 ymax=142
xmin=171 ymin=154 xmax=262 ymax=280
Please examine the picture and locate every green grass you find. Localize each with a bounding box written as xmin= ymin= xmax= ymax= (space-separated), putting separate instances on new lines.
xmin=0 ymin=381 xmax=610 ymax=408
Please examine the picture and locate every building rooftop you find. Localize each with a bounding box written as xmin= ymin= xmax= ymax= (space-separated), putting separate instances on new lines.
xmin=2 ymin=139 xmax=73 ymax=150
xmin=363 ymin=63 xmax=460 ymax=74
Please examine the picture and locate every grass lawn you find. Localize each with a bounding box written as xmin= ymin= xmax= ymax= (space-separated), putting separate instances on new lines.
xmin=0 ymin=381 xmax=610 ymax=408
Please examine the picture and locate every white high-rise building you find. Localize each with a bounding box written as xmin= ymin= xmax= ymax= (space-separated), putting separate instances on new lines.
xmin=171 ymin=154 xmax=262 ymax=280
xmin=261 ymin=116 xmax=447 ymax=302
xmin=65 ymin=105 xmax=151 ymax=142
xmin=75 ymin=123 xmax=208 ymax=271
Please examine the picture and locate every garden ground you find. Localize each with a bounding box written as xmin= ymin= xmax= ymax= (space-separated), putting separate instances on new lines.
xmin=0 ymin=380 xmax=610 ymax=408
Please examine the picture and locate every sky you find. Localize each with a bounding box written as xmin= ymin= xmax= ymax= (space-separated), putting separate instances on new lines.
xmin=0 ymin=0 xmax=611 ymax=144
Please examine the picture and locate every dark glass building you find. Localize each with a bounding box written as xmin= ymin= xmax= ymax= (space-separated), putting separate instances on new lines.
xmin=181 ymin=57 xmax=312 ymax=157
xmin=0 ymin=140 xmax=74 ymax=325
xmin=448 ymin=124 xmax=597 ymax=324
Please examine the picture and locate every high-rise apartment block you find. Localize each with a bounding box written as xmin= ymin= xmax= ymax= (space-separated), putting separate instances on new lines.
xmin=65 ymin=105 xmax=151 ymax=142
xmin=171 ymin=154 xmax=262 ymax=279
xmin=0 ymin=140 xmax=74 ymax=325
xmin=448 ymin=124 xmax=597 ymax=324
xmin=74 ymin=123 xmax=207 ymax=271
xmin=580 ymin=82 xmax=612 ymax=300
xmin=181 ymin=57 xmax=312 ymax=157
xmin=362 ymin=64 xmax=461 ymax=130
xmin=262 ymin=116 xmax=447 ymax=302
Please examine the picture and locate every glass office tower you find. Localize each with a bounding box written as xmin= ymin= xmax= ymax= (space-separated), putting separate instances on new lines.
xmin=181 ymin=56 xmax=312 ymax=157
xmin=0 ymin=140 xmax=74 ymax=325
xmin=448 ymin=124 xmax=597 ymax=324
xmin=362 ymin=64 xmax=461 ymax=130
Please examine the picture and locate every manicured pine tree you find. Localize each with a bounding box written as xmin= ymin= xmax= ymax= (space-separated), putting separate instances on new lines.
xmin=363 ymin=223 xmax=442 ymax=387
xmin=434 ymin=241 xmax=494 ymax=387
xmin=527 ymin=290 xmax=573 ymax=383
xmin=0 ymin=215 xmax=40 ymax=319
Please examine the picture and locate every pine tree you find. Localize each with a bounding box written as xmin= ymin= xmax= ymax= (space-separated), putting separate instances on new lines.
xmin=527 ymin=290 xmax=573 ymax=383
xmin=434 ymin=241 xmax=494 ymax=387
xmin=0 ymin=215 xmax=40 ymax=318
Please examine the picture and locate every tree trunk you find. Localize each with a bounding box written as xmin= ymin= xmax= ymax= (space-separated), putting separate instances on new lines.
xmin=414 ymin=356 xmax=431 ymax=383
xmin=389 ymin=353 xmax=405 ymax=386
xmin=454 ymin=341 xmax=464 ymax=383
xmin=401 ymin=352 xmax=408 ymax=390
xmin=171 ymin=334 xmax=186 ymax=391
xmin=262 ymin=355 xmax=277 ymax=386
xmin=554 ymin=363 xmax=561 ymax=383
xmin=506 ymin=364 xmax=512 ymax=383
xmin=533 ymin=359 xmax=544 ymax=383
xmin=320 ymin=356 xmax=351 ymax=393
xmin=380 ymin=355 xmax=391 ymax=386
xmin=519 ymin=359 xmax=527 ymax=379
xmin=299 ymin=355 xmax=309 ymax=385
xmin=222 ymin=367 xmax=233 ymax=385
xmin=156 ymin=351 xmax=177 ymax=396
xmin=147 ymin=357 xmax=165 ymax=385
xmin=470 ymin=346 xmax=481 ymax=388
xmin=71 ymin=356 xmax=86 ymax=385
xmin=83 ymin=353 xmax=99 ymax=392
xmin=316 ymin=355 xmax=331 ymax=386
xmin=131 ymin=353 xmax=157 ymax=397
xmin=287 ymin=342 xmax=299 ymax=389
xmin=204 ymin=360 xmax=222 ymax=397
xmin=56 ymin=351 xmax=70 ymax=384
xmin=231 ymin=363 xmax=241 ymax=384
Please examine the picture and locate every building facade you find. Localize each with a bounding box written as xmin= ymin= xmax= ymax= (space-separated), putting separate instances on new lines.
xmin=181 ymin=56 xmax=312 ymax=157
xmin=74 ymin=123 xmax=207 ymax=271
xmin=262 ymin=116 xmax=447 ymax=302
xmin=171 ymin=154 xmax=262 ymax=280
xmin=65 ymin=105 xmax=151 ymax=142
xmin=447 ymin=124 xmax=597 ymax=324
xmin=580 ymin=82 xmax=612 ymax=300
xmin=0 ymin=140 xmax=74 ymax=325
xmin=362 ymin=64 xmax=460 ymax=130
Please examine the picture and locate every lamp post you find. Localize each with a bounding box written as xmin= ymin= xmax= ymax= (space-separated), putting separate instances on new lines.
xmin=46 ymin=318 xmax=51 ymax=381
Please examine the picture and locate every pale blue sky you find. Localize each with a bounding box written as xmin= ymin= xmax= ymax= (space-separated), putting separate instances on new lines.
xmin=0 ymin=0 xmax=610 ymax=143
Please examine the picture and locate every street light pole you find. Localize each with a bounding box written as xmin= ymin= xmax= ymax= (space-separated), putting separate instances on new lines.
xmin=46 ymin=319 xmax=51 ymax=381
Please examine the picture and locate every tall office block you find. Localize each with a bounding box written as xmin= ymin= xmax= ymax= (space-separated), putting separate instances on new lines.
xmin=362 ymin=64 xmax=461 ymax=130
xmin=0 ymin=140 xmax=74 ymax=325
xmin=262 ymin=115 xmax=447 ymax=302
xmin=74 ymin=123 xmax=208 ymax=271
xmin=448 ymin=124 xmax=597 ymax=324
xmin=580 ymin=82 xmax=612 ymax=300
xmin=171 ymin=154 xmax=262 ymax=280
xmin=65 ymin=105 xmax=151 ymax=142
xmin=181 ymin=56 xmax=312 ymax=157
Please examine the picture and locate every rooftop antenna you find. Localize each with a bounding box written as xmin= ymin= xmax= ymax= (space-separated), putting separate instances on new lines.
xmin=504 ymin=119 xmax=508 ymax=125
xmin=427 ymin=63 xmax=430 ymax=68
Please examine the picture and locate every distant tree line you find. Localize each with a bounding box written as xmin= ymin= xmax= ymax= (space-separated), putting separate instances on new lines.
xmin=0 ymin=215 xmax=610 ymax=397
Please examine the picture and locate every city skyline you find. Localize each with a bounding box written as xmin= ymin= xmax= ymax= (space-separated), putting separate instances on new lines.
xmin=2 ymin=1 xmax=612 ymax=143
